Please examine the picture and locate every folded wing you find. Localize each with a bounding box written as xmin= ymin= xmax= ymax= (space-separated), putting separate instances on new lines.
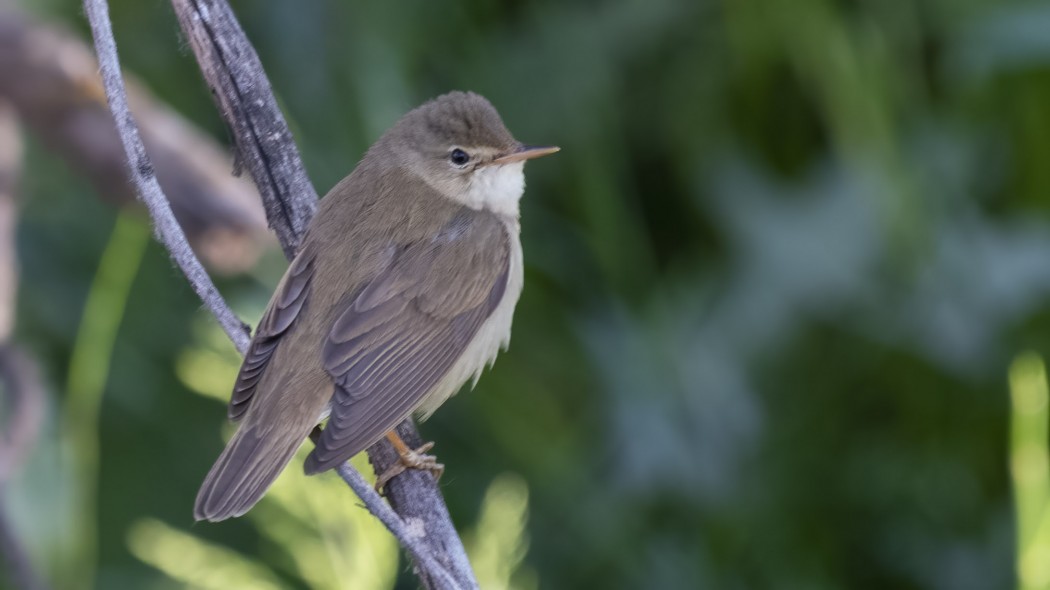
xmin=305 ymin=211 xmax=509 ymax=473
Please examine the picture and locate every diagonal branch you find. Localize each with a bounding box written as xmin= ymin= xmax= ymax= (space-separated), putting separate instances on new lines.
xmin=82 ymin=0 xmax=250 ymax=355
xmin=170 ymin=0 xmax=316 ymax=258
xmin=332 ymin=464 xmax=463 ymax=589
xmin=308 ymin=429 xmax=464 ymax=590
xmin=85 ymin=0 xmax=478 ymax=588
xmin=368 ymin=421 xmax=479 ymax=588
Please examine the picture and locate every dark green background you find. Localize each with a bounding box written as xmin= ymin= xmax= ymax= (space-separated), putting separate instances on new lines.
xmin=10 ymin=0 xmax=1050 ymax=588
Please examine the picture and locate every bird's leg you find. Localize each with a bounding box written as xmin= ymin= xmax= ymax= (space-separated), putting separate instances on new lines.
xmin=375 ymin=430 xmax=445 ymax=493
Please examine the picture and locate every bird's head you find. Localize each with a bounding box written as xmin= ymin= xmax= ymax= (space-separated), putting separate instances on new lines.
xmin=377 ymin=91 xmax=558 ymax=216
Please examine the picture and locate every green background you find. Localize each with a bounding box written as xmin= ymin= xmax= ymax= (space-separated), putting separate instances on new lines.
xmin=9 ymin=0 xmax=1050 ymax=588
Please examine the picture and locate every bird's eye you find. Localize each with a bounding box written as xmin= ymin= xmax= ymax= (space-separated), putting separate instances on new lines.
xmin=449 ymin=148 xmax=470 ymax=167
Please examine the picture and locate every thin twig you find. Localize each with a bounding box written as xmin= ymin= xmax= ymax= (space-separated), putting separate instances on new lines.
xmin=368 ymin=421 xmax=478 ymax=587
xmin=85 ymin=1 xmax=477 ymax=588
xmin=82 ymin=0 xmax=250 ymax=355
xmin=334 ymin=466 xmax=462 ymax=590
xmin=308 ymin=430 xmax=463 ymax=590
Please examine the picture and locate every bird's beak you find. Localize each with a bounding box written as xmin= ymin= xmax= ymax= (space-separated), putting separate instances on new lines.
xmin=489 ymin=145 xmax=560 ymax=165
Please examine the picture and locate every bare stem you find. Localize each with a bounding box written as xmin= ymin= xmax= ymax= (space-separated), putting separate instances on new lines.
xmin=334 ymin=465 xmax=463 ymax=589
xmin=309 ymin=429 xmax=464 ymax=590
xmin=82 ymin=0 xmax=250 ymax=355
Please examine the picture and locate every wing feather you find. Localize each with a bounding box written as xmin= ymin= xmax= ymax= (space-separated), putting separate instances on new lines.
xmin=304 ymin=211 xmax=509 ymax=473
xmin=229 ymin=247 xmax=315 ymax=421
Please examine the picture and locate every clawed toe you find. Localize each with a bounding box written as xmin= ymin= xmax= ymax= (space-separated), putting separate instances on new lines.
xmin=375 ymin=434 xmax=445 ymax=493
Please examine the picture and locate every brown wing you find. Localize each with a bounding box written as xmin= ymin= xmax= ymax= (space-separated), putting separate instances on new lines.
xmin=304 ymin=211 xmax=510 ymax=473
xmin=228 ymin=246 xmax=315 ymax=421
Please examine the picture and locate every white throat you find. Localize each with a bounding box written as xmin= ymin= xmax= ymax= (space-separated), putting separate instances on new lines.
xmin=462 ymin=162 xmax=525 ymax=217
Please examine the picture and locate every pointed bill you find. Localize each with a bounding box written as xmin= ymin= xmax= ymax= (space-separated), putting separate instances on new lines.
xmin=490 ymin=145 xmax=560 ymax=165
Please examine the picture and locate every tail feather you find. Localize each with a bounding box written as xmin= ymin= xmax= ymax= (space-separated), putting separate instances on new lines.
xmin=194 ymin=425 xmax=305 ymax=522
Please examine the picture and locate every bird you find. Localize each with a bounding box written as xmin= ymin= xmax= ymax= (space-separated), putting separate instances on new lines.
xmin=194 ymin=91 xmax=558 ymax=521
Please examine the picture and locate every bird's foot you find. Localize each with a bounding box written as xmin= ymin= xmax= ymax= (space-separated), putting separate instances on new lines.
xmin=375 ymin=435 xmax=445 ymax=493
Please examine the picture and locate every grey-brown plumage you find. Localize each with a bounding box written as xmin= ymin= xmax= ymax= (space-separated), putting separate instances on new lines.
xmin=194 ymin=91 xmax=557 ymax=522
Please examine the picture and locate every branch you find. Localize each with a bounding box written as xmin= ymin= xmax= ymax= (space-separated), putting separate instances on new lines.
xmin=309 ymin=430 xmax=464 ymax=590
xmin=82 ymin=0 xmax=250 ymax=355
xmin=169 ymin=0 xmax=316 ymax=258
xmin=0 ymin=98 xmax=50 ymax=590
xmin=367 ymin=421 xmax=477 ymax=588
xmin=0 ymin=7 xmax=271 ymax=273
xmin=86 ymin=1 xmax=478 ymax=588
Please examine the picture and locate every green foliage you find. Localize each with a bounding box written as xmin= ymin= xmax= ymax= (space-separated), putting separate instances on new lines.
xmin=9 ymin=0 xmax=1050 ymax=588
xmin=1010 ymin=353 xmax=1050 ymax=590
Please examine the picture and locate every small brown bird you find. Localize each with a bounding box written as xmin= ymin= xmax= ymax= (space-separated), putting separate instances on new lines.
xmin=194 ymin=91 xmax=558 ymax=521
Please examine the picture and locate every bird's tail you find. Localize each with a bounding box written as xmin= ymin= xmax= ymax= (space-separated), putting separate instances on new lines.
xmin=193 ymin=423 xmax=306 ymax=522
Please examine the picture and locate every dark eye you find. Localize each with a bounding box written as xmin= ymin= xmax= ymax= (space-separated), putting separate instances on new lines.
xmin=449 ymin=148 xmax=470 ymax=167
